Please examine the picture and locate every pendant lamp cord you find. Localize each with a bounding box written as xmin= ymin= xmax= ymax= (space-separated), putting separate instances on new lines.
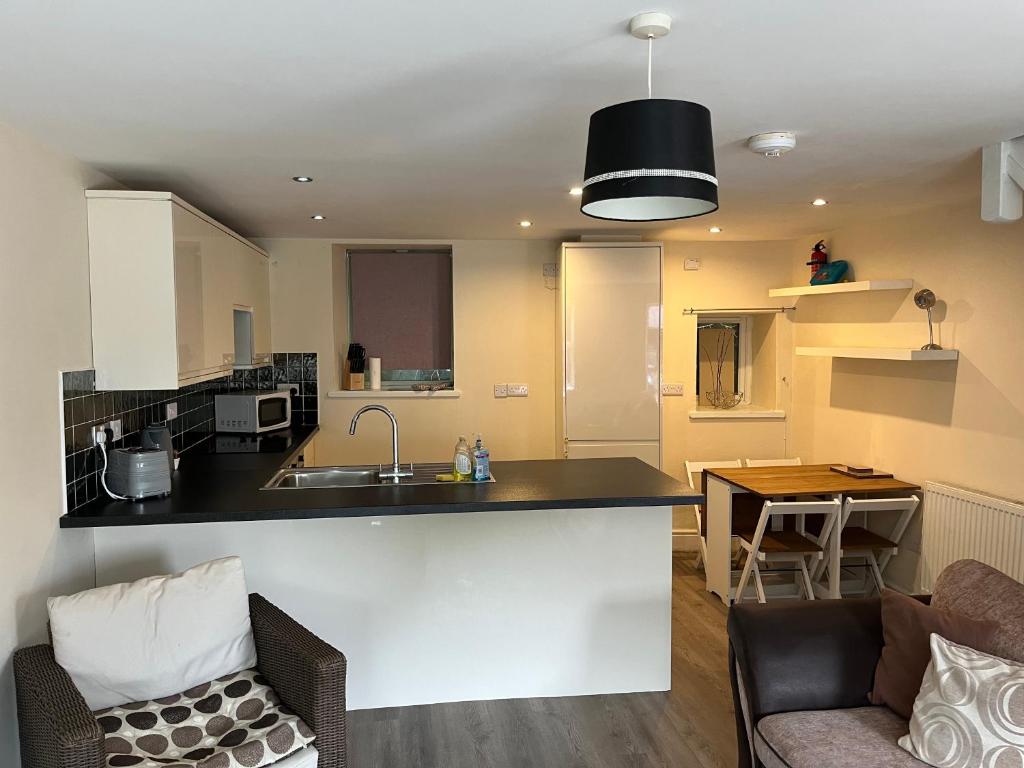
xmin=647 ymin=35 xmax=653 ymax=98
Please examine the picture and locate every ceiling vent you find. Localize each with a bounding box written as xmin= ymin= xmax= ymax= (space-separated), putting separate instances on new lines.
xmin=747 ymin=132 xmax=796 ymax=158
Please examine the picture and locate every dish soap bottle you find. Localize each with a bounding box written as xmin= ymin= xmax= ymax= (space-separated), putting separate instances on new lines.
xmin=472 ymin=435 xmax=490 ymax=481
xmin=453 ymin=436 xmax=473 ymax=480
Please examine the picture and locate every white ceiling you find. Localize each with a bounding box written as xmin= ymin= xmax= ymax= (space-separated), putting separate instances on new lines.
xmin=2 ymin=1 xmax=1023 ymax=241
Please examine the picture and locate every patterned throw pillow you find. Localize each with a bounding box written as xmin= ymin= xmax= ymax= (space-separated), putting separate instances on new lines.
xmin=898 ymin=633 xmax=1024 ymax=768
xmin=94 ymin=668 xmax=315 ymax=768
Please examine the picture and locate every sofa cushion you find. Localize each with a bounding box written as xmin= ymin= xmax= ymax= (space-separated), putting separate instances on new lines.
xmin=871 ymin=589 xmax=998 ymax=719
xmin=94 ymin=668 xmax=315 ymax=768
xmin=754 ymin=706 xmax=928 ymax=768
xmin=932 ymin=559 xmax=1024 ymax=663
xmin=48 ymin=557 xmax=257 ymax=710
xmin=898 ymin=633 xmax=1024 ymax=768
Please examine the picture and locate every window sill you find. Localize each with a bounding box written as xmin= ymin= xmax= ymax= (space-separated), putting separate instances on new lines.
xmin=327 ymin=389 xmax=462 ymax=399
xmin=688 ymin=406 xmax=785 ymax=421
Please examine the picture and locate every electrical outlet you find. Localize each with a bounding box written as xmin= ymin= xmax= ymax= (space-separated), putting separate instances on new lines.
xmin=507 ymin=383 xmax=529 ymax=397
xmin=493 ymin=384 xmax=508 ymax=398
xmin=684 ymin=258 xmax=701 ymax=271
xmin=91 ymin=425 xmax=104 ymax=446
xmin=543 ymin=262 xmax=560 ymax=278
xmin=278 ymin=383 xmax=301 ymax=396
xmin=661 ymin=383 xmax=685 ymax=396
xmin=109 ymin=419 xmax=122 ymax=441
xmin=165 ymin=402 xmax=178 ymax=420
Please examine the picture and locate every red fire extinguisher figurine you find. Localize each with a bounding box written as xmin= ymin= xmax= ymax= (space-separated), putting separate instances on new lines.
xmin=807 ymin=240 xmax=828 ymax=277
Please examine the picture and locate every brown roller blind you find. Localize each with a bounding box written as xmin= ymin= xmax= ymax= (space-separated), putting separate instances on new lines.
xmin=348 ymin=250 xmax=453 ymax=371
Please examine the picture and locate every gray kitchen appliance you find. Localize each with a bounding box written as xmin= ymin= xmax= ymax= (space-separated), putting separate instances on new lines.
xmin=106 ymin=448 xmax=172 ymax=500
xmin=141 ymin=424 xmax=174 ymax=475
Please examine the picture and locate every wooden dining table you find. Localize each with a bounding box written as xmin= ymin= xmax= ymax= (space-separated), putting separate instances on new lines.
xmin=701 ymin=464 xmax=920 ymax=604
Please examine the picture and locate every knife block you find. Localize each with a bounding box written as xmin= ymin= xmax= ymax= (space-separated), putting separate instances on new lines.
xmin=342 ymin=359 xmax=365 ymax=391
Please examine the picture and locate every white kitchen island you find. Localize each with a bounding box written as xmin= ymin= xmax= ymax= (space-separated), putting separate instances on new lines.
xmin=74 ymin=455 xmax=698 ymax=710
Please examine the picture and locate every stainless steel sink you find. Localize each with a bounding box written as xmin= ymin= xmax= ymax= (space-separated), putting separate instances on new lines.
xmin=261 ymin=463 xmax=494 ymax=490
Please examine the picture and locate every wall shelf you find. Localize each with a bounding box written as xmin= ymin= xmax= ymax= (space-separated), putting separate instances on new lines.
xmin=768 ymin=279 xmax=913 ymax=298
xmin=796 ymin=346 xmax=959 ymax=361
xmin=689 ymin=407 xmax=786 ymax=421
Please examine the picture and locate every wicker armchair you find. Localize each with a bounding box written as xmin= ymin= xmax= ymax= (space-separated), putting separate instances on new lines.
xmin=13 ymin=593 xmax=347 ymax=768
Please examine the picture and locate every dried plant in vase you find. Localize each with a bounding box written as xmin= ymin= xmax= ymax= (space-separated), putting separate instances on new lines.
xmin=701 ymin=326 xmax=744 ymax=409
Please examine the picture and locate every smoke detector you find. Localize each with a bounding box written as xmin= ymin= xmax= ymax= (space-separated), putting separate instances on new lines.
xmin=747 ymin=132 xmax=797 ymax=158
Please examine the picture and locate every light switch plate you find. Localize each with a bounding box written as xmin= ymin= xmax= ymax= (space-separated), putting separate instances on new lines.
xmin=684 ymin=258 xmax=701 ymax=271
xmin=661 ymin=383 xmax=685 ymax=396
xmin=493 ymin=384 xmax=508 ymax=398
xmin=507 ymin=383 xmax=529 ymax=397
xmin=165 ymin=402 xmax=178 ymax=420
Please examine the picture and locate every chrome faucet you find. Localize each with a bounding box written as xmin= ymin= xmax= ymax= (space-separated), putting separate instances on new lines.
xmin=349 ymin=404 xmax=413 ymax=482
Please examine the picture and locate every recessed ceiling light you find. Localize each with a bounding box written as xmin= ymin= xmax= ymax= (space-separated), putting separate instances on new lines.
xmin=812 ymin=198 xmax=828 ymax=206
xmin=292 ymin=176 xmax=313 ymax=183
xmin=311 ymin=214 xmax=326 ymax=220
xmin=709 ymin=226 xmax=722 ymax=233
xmin=519 ymin=220 xmax=532 ymax=228
xmin=569 ymin=186 xmax=583 ymax=196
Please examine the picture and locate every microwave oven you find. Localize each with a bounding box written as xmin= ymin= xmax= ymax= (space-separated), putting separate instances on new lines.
xmin=215 ymin=390 xmax=291 ymax=434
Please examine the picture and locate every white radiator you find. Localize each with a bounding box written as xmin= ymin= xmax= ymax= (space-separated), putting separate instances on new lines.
xmin=921 ymin=482 xmax=1024 ymax=590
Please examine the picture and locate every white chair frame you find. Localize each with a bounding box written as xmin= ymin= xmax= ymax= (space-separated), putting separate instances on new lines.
xmin=685 ymin=460 xmax=743 ymax=571
xmin=735 ymin=499 xmax=841 ymax=604
xmin=744 ymin=458 xmax=803 ymax=468
xmin=837 ymin=495 xmax=920 ymax=594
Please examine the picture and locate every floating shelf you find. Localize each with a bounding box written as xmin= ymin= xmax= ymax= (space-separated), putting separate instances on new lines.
xmin=768 ymin=279 xmax=913 ymax=298
xmin=796 ymin=346 xmax=959 ymax=361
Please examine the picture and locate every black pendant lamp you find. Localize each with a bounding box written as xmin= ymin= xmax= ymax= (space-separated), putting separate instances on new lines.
xmin=581 ymin=13 xmax=718 ymax=222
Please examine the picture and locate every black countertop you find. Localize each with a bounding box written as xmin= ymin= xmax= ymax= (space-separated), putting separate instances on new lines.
xmin=60 ymin=426 xmax=701 ymax=528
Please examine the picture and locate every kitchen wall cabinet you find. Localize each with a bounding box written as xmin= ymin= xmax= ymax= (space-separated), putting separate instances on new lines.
xmin=87 ymin=190 xmax=270 ymax=390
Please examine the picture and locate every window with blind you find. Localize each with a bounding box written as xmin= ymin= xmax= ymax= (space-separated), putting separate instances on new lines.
xmin=347 ymin=249 xmax=454 ymax=389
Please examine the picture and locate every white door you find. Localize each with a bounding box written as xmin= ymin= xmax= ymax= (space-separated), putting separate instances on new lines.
xmin=563 ymin=245 xmax=661 ymax=443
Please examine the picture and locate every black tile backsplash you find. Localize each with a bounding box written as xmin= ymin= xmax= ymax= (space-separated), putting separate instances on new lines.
xmin=271 ymin=352 xmax=319 ymax=426
xmin=61 ymin=353 xmax=317 ymax=513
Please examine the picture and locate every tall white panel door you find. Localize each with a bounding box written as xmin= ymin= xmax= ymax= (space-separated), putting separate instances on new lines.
xmin=563 ymin=244 xmax=661 ymax=443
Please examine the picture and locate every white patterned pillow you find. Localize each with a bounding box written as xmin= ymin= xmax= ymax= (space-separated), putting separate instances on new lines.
xmin=94 ymin=668 xmax=315 ymax=768
xmin=898 ymin=633 xmax=1024 ymax=768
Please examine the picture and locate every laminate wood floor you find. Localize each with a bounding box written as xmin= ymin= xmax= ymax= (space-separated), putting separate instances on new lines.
xmin=347 ymin=555 xmax=736 ymax=768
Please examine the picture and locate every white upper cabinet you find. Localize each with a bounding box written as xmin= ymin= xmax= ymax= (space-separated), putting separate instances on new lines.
xmin=562 ymin=243 xmax=662 ymax=443
xmin=86 ymin=191 xmax=270 ymax=390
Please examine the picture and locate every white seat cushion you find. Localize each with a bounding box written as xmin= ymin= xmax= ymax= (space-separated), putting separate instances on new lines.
xmin=95 ymin=668 xmax=316 ymax=768
xmin=49 ymin=557 xmax=257 ymax=710
xmin=270 ymin=746 xmax=319 ymax=768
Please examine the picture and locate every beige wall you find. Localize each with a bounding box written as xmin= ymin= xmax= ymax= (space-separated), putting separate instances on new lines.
xmin=661 ymin=241 xmax=794 ymax=532
xmin=264 ymin=238 xmax=561 ymax=466
xmin=788 ymin=201 xmax=1024 ymax=589
xmin=0 ymin=122 xmax=113 ymax=763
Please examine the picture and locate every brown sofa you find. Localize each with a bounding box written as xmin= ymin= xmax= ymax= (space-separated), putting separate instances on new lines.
xmin=727 ymin=559 xmax=1024 ymax=768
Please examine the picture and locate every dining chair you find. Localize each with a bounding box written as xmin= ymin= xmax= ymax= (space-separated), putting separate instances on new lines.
xmin=734 ymin=499 xmax=841 ymax=603
xmin=685 ymin=459 xmax=743 ymax=570
xmin=837 ymin=495 xmax=920 ymax=594
xmin=744 ymin=457 xmax=803 ymax=467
